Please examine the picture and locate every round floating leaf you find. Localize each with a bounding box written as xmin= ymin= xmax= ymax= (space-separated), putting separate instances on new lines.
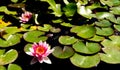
xmin=50 ymin=27 xmax=61 ymax=33
xmin=23 ymin=30 xmax=48 ymax=43
xmin=71 ymin=25 xmax=96 ymax=39
xmin=114 ymin=24 xmax=120 ymax=32
xmin=0 ymin=34 xmax=20 ymax=47
xmin=0 ymin=49 xmax=18 ymax=65
xmin=95 ymin=20 xmax=112 ymax=27
xmin=24 ymin=43 xmax=32 ymax=53
xmin=8 ymin=64 xmax=22 ymax=70
xmin=95 ymin=12 xmax=117 ymax=23
xmin=73 ymin=41 xmax=101 ymax=54
xmin=96 ymin=27 xmax=114 ymax=36
xmin=52 ymin=46 xmax=74 ymax=59
xmin=0 ymin=66 xmax=6 ymax=70
xmin=101 ymin=35 xmax=120 ymax=49
xmin=110 ymin=6 xmax=120 ymax=15
xmin=88 ymin=35 xmax=105 ymax=42
xmin=77 ymin=26 xmax=96 ymax=39
xmin=59 ymin=36 xmax=78 ymax=45
xmin=100 ymin=47 xmax=120 ymax=64
xmin=70 ymin=53 xmax=100 ymax=68
xmin=38 ymin=24 xmax=52 ymax=32
xmin=4 ymin=27 xmax=20 ymax=34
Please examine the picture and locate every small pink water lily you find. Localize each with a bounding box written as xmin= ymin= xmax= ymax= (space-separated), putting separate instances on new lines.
xmin=26 ymin=41 xmax=54 ymax=64
xmin=19 ymin=11 xmax=32 ymax=23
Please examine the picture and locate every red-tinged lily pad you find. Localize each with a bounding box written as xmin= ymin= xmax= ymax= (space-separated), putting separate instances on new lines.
xmin=0 ymin=34 xmax=20 ymax=47
xmin=99 ymin=47 xmax=120 ymax=64
xmin=70 ymin=53 xmax=100 ymax=68
xmin=59 ymin=36 xmax=78 ymax=45
xmin=52 ymin=46 xmax=74 ymax=59
xmin=0 ymin=49 xmax=18 ymax=65
xmin=101 ymin=35 xmax=120 ymax=49
xmin=73 ymin=41 xmax=101 ymax=54
xmin=23 ymin=30 xmax=48 ymax=43
xmin=8 ymin=64 xmax=22 ymax=70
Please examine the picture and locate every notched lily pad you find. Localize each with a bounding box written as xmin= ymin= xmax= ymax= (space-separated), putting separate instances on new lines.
xmin=8 ymin=64 xmax=22 ymax=70
xmin=100 ymin=47 xmax=120 ymax=64
xmin=88 ymin=35 xmax=105 ymax=42
xmin=101 ymin=35 xmax=120 ymax=49
xmin=71 ymin=25 xmax=96 ymax=39
xmin=38 ymin=24 xmax=52 ymax=32
xmin=0 ymin=49 xmax=18 ymax=65
xmin=96 ymin=27 xmax=113 ymax=36
xmin=24 ymin=43 xmax=32 ymax=53
xmin=73 ymin=41 xmax=101 ymax=54
xmin=59 ymin=36 xmax=78 ymax=45
xmin=52 ymin=46 xmax=74 ymax=59
xmin=23 ymin=30 xmax=48 ymax=43
xmin=0 ymin=34 xmax=20 ymax=47
xmin=70 ymin=53 xmax=100 ymax=68
xmin=95 ymin=20 xmax=112 ymax=27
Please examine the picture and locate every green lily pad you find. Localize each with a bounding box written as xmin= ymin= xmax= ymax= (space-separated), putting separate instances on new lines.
xmin=38 ymin=24 xmax=52 ymax=32
xmin=4 ymin=27 xmax=20 ymax=34
xmin=63 ymin=3 xmax=77 ymax=17
xmin=24 ymin=43 xmax=32 ymax=53
xmin=95 ymin=12 xmax=117 ymax=23
xmin=101 ymin=35 xmax=120 ymax=49
xmin=70 ymin=53 xmax=100 ymax=68
xmin=110 ymin=6 xmax=120 ymax=15
xmin=88 ymin=35 xmax=105 ymax=42
xmin=50 ymin=27 xmax=61 ymax=33
xmin=23 ymin=30 xmax=48 ymax=43
xmin=0 ymin=6 xmax=17 ymax=15
xmin=100 ymin=0 xmax=120 ymax=7
xmin=100 ymin=47 xmax=120 ymax=64
xmin=95 ymin=20 xmax=112 ymax=27
xmin=77 ymin=5 xmax=93 ymax=19
xmin=71 ymin=25 xmax=96 ymax=39
xmin=96 ymin=27 xmax=114 ymax=36
xmin=11 ymin=0 xmax=18 ymax=3
xmin=61 ymin=22 xmax=73 ymax=27
xmin=0 ymin=66 xmax=6 ymax=70
xmin=0 ymin=49 xmax=18 ymax=65
xmin=8 ymin=64 xmax=22 ymax=70
xmin=73 ymin=41 xmax=101 ymax=54
xmin=114 ymin=24 xmax=120 ymax=32
xmin=0 ymin=34 xmax=20 ymax=47
xmin=52 ymin=46 xmax=74 ymax=59
xmin=59 ymin=36 xmax=78 ymax=45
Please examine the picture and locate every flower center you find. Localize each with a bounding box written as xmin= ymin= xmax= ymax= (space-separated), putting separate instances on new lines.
xmin=36 ymin=46 xmax=45 ymax=55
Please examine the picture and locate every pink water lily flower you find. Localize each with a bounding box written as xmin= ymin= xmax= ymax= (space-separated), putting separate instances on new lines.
xmin=26 ymin=41 xmax=54 ymax=64
xmin=19 ymin=11 xmax=32 ymax=23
